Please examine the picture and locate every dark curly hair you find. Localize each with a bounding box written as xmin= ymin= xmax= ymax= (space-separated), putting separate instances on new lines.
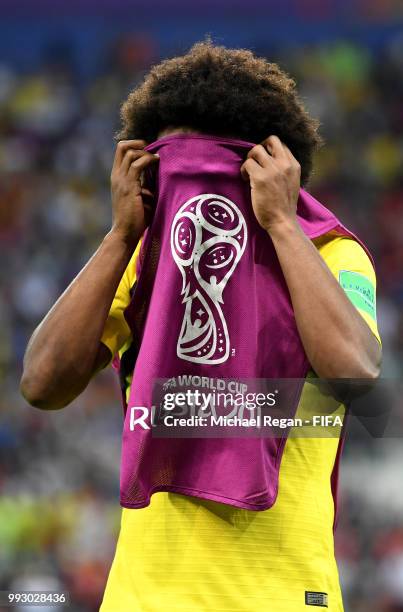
xmin=118 ymin=41 xmax=323 ymax=185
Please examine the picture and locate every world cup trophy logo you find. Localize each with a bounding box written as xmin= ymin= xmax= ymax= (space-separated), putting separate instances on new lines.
xmin=171 ymin=193 xmax=247 ymax=364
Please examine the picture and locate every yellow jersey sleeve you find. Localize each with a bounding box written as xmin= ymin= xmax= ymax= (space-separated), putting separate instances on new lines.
xmin=101 ymin=241 xmax=141 ymax=358
xmin=313 ymin=233 xmax=380 ymax=343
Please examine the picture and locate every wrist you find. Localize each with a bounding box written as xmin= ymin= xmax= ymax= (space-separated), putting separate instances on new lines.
xmin=265 ymin=215 xmax=301 ymax=239
xmin=106 ymin=227 xmax=140 ymax=254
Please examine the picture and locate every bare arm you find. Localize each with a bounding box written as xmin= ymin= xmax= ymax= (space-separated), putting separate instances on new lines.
xmin=268 ymin=220 xmax=381 ymax=378
xmin=20 ymin=140 xmax=159 ymax=409
xmin=241 ymin=136 xmax=382 ymax=379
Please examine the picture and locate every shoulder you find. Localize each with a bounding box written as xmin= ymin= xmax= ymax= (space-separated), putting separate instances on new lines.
xmin=313 ymin=231 xmax=380 ymax=342
xmin=312 ymin=232 xmax=375 ymax=283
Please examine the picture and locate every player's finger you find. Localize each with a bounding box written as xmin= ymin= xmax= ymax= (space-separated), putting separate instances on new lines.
xmin=121 ymin=149 xmax=148 ymax=174
xmin=261 ymin=135 xmax=287 ymax=160
xmin=128 ymin=152 xmax=159 ymax=179
xmin=240 ymin=157 xmax=263 ymax=181
xmin=113 ymin=139 xmax=148 ymax=170
xmin=246 ymin=144 xmax=274 ymax=168
xmin=141 ymin=187 xmax=154 ymax=199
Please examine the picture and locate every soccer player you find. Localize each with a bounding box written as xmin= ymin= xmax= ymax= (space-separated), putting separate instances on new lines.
xmin=21 ymin=42 xmax=381 ymax=611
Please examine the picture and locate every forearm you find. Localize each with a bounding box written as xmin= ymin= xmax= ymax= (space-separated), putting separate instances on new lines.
xmin=268 ymin=219 xmax=381 ymax=379
xmin=21 ymin=230 xmax=138 ymax=408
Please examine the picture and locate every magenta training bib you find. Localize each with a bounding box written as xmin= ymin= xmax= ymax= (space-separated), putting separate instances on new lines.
xmin=116 ymin=133 xmax=371 ymax=511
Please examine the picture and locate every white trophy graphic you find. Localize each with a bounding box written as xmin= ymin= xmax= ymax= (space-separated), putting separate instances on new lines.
xmin=171 ymin=193 xmax=247 ymax=364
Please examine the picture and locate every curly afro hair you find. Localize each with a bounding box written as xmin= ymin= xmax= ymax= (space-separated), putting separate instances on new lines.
xmin=118 ymin=41 xmax=323 ymax=185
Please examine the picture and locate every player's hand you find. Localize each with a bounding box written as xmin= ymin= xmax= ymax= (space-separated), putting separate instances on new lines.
xmin=110 ymin=139 xmax=159 ymax=247
xmin=240 ymin=135 xmax=301 ymax=234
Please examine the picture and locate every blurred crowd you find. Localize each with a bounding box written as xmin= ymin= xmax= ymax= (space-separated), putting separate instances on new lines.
xmin=0 ymin=33 xmax=403 ymax=611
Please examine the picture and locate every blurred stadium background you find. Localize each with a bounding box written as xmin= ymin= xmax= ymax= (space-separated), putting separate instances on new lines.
xmin=0 ymin=1 xmax=403 ymax=610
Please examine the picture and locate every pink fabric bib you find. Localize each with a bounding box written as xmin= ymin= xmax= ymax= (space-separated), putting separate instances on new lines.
xmin=115 ymin=134 xmax=371 ymax=510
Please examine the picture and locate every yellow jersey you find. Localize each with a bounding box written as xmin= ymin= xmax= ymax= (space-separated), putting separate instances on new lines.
xmin=100 ymin=233 xmax=380 ymax=612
